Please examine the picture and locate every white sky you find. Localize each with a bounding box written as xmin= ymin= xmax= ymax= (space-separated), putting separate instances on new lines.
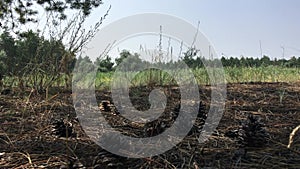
xmin=86 ymin=0 xmax=300 ymax=60
xmin=23 ymin=0 xmax=300 ymax=60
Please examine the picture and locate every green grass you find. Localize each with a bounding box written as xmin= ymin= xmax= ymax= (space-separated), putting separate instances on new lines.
xmin=223 ymin=66 xmax=300 ymax=83
xmin=2 ymin=66 xmax=299 ymax=90
xmin=94 ymin=66 xmax=300 ymax=89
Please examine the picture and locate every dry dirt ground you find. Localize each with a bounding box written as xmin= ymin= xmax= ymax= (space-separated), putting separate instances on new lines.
xmin=0 ymin=82 xmax=300 ymax=168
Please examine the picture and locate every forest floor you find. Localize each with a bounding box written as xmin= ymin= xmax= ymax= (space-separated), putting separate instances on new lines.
xmin=0 ymin=82 xmax=300 ymax=168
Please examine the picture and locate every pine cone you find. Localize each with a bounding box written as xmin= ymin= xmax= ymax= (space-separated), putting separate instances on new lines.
xmin=52 ymin=119 xmax=73 ymax=138
xmin=241 ymin=114 xmax=270 ymax=147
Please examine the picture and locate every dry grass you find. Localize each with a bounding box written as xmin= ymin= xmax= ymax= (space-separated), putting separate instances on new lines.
xmin=0 ymin=82 xmax=300 ymax=168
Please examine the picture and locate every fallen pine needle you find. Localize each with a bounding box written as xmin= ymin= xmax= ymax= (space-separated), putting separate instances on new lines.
xmin=287 ymin=125 xmax=300 ymax=148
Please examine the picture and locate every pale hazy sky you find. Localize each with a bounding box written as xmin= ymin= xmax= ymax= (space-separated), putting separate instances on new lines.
xmin=84 ymin=0 xmax=300 ymax=59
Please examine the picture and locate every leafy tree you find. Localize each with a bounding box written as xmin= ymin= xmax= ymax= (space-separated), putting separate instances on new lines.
xmin=288 ymin=56 xmax=297 ymax=67
xmin=0 ymin=0 xmax=110 ymax=92
xmin=0 ymin=31 xmax=17 ymax=75
xmin=73 ymin=56 xmax=93 ymax=75
xmin=0 ymin=50 xmax=7 ymax=85
xmin=115 ymin=50 xmax=144 ymax=71
xmin=16 ymin=30 xmax=41 ymax=74
xmin=0 ymin=29 xmax=78 ymax=89
xmin=0 ymin=0 xmax=103 ymax=30
xmin=95 ymin=55 xmax=114 ymax=72
xmin=115 ymin=50 xmax=131 ymax=66
xmin=245 ymin=57 xmax=255 ymax=67
xmin=240 ymin=57 xmax=246 ymax=67
xmin=261 ymin=55 xmax=271 ymax=66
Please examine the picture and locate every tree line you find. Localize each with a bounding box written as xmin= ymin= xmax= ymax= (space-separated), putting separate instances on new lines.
xmin=0 ymin=0 xmax=109 ymax=93
xmin=0 ymin=30 xmax=76 ymax=89
xmin=96 ymin=49 xmax=300 ymax=72
xmin=181 ymin=48 xmax=300 ymax=68
xmin=1 ymin=30 xmax=299 ymax=89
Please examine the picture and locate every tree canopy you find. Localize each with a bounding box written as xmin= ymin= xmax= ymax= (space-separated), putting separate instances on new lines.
xmin=0 ymin=0 xmax=103 ymax=29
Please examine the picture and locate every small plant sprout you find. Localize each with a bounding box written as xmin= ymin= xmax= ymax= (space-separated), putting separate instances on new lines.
xmin=279 ymin=88 xmax=286 ymax=104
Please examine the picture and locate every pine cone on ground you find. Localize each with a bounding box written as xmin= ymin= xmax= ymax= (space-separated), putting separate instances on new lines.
xmin=99 ymin=100 xmax=119 ymax=115
xmin=52 ymin=118 xmax=73 ymax=138
xmin=241 ymin=114 xmax=270 ymax=148
xmin=225 ymin=114 xmax=270 ymax=148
